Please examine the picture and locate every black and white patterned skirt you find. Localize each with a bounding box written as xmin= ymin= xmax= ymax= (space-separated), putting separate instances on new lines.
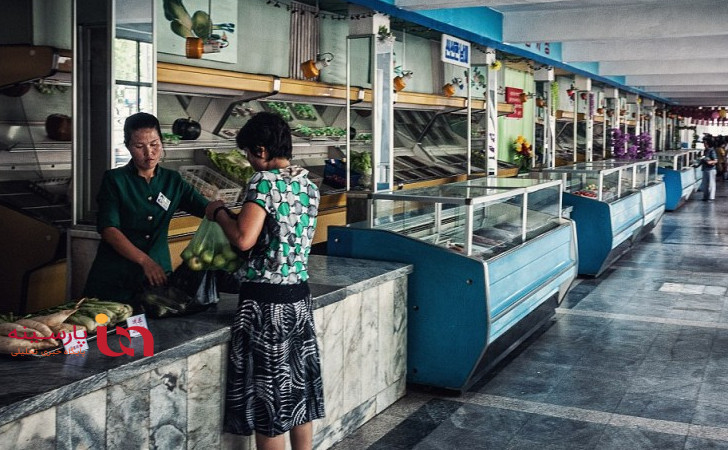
xmin=223 ymin=293 xmax=325 ymax=436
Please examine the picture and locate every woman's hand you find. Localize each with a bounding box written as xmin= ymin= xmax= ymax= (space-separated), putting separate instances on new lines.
xmin=140 ymin=255 xmax=168 ymax=286
xmin=205 ymin=200 xmax=225 ymax=220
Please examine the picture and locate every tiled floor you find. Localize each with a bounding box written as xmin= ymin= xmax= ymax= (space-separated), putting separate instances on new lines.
xmin=331 ymin=179 xmax=728 ymax=450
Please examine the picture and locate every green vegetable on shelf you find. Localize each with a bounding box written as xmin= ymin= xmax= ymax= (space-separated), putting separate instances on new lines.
xmin=351 ymin=151 xmax=372 ymax=175
xmin=207 ymin=149 xmax=256 ymax=185
xmin=264 ymin=101 xmax=293 ymax=122
xmin=293 ymin=125 xmax=313 ymax=137
xmin=291 ymin=103 xmax=317 ymax=120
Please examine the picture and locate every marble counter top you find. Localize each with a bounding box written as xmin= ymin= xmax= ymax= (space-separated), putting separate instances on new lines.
xmin=0 ymin=255 xmax=412 ymax=426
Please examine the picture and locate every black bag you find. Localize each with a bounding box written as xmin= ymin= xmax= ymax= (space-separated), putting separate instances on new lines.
xmin=135 ymin=265 xmax=219 ymax=319
xmin=136 ymin=283 xmax=212 ymax=319
xmin=169 ymin=264 xmax=219 ymax=306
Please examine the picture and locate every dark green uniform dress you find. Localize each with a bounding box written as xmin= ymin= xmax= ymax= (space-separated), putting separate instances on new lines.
xmin=83 ymin=162 xmax=208 ymax=302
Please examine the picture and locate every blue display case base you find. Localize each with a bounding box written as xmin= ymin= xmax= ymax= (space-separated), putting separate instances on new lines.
xmin=459 ymin=293 xmax=560 ymax=393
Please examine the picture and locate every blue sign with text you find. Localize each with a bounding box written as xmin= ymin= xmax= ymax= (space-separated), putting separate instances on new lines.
xmin=441 ymin=34 xmax=470 ymax=68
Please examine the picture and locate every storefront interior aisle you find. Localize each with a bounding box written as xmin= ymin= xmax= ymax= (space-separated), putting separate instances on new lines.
xmin=332 ymin=180 xmax=728 ymax=450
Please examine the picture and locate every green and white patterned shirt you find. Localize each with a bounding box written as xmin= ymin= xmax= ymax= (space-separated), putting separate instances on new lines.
xmin=240 ymin=165 xmax=319 ymax=284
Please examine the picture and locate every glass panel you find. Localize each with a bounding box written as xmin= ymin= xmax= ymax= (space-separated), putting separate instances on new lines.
xmin=635 ymin=163 xmax=648 ymax=188
xmin=471 ymin=198 xmax=523 ymax=257
xmin=602 ymin=170 xmax=620 ymax=202
xmin=114 ymin=39 xmax=139 ymax=82
xmin=139 ymin=42 xmax=154 ymax=82
xmin=620 ymin=166 xmax=636 ymax=194
xmin=369 ymin=179 xmax=563 ymax=259
xmin=525 ymin=183 xmax=561 ymax=236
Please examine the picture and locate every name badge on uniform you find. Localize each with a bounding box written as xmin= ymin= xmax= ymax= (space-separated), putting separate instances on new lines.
xmin=156 ymin=192 xmax=171 ymax=211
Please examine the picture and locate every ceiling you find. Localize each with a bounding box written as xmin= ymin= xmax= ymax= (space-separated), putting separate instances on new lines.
xmin=389 ymin=0 xmax=728 ymax=108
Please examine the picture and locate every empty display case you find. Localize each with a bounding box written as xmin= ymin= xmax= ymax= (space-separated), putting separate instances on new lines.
xmin=539 ymin=160 xmax=665 ymax=276
xmin=327 ymin=177 xmax=577 ymax=391
xmin=653 ymin=150 xmax=701 ymax=210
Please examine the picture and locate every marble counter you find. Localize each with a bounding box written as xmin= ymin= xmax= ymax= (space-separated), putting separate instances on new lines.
xmin=0 ymin=255 xmax=412 ymax=449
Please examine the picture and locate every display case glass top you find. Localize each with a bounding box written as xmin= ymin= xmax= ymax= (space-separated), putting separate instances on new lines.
xmin=539 ymin=160 xmax=658 ymax=203
xmin=367 ymin=178 xmax=564 ymax=259
xmin=653 ymin=150 xmax=700 ymax=171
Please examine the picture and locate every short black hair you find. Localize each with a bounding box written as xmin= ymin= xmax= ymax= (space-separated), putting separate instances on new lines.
xmin=124 ymin=112 xmax=162 ymax=146
xmin=236 ymin=112 xmax=292 ymax=160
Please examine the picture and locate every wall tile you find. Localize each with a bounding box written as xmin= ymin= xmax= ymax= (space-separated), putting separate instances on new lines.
xmin=342 ymin=292 xmax=363 ymax=412
xmin=56 ymin=388 xmax=106 ymax=450
xmin=107 ymin=372 xmax=150 ymax=449
xmin=188 ymin=344 xmax=223 ymax=448
xmin=378 ymin=280 xmax=395 ymax=391
xmin=0 ymin=406 xmax=55 ymax=449
xmin=361 ymin=286 xmax=380 ymax=401
xmin=318 ymin=300 xmax=344 ymax=428
xmin=150 ymin=359 xmax=187 ymax=449
xmin=393 ymin=277 xmax=409 ymax=387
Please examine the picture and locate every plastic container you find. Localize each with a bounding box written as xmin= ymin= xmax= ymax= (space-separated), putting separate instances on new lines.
xmin=179 ymin=165 xmax=242 ymax=203
xmin=324 ymin=159 xmax=360 ymax=189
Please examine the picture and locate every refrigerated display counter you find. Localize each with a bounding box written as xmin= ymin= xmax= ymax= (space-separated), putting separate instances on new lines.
xmin=653 ymin=150 xmax=701 ymax=210
xmin=538 ymin=159 xmax=665 ymax=276
xmin=327 ymin=177 xmax=577 ymax=392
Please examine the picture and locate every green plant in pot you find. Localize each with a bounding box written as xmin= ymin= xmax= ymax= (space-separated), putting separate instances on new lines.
xmin=351 ymin=151 xmax=372 ymax=188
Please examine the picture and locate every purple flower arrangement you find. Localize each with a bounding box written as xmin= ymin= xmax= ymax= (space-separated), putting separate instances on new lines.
xmin=609 ymin=129 xmax=654 ymax=160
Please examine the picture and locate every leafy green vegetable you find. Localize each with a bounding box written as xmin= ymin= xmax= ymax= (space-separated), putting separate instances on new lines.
xmin=207 ymin=149 xmax=255 ymax=185
xmin=351 ymin=151 xmax=372 ymax=175
xmin=291 ymin=103 xmax=317 ymax=120
xmin=264 ymin=102 xmax=293 ymax=122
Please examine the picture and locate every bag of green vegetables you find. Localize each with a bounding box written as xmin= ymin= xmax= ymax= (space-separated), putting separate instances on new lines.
xmin=180 ymin=218 xmax=242 ymax=273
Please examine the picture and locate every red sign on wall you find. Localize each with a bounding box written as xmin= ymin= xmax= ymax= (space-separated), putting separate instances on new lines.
xmin=505 ymin=87 xmax=523 ymax=119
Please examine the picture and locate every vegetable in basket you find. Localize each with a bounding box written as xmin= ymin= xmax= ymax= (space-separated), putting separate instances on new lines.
xmin=207 ymin=149 xmax=256 ymax=185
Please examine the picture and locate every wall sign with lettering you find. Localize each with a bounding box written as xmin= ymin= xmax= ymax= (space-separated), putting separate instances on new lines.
xmin=505 ymin=87 xmax=524 ymax=119
xmin=441 ymin=34 xmax=470 ymax=68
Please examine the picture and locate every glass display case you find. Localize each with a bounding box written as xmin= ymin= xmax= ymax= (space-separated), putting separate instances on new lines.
xmin=367 ymin=177 xmax=563 ymax=258
xmin=654 ymin=150 xmax=700 ymax=171
xmin=653 ymin=150 xmax=699 ymax=210
xmin=327 ymin=177 xmax=577 ymax=391
xmin=536 ymin=160 xmax=665 ymax=276
xmin=539 ymin=162 xmax=630 ymax=202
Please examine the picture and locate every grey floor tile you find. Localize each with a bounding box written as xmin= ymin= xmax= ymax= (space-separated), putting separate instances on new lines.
xmin=509 ymin=415 xmax=606 ymax=448
xmin=412 ymin=403 xmax=531 ymax=450
xmin=692 ymin=401 xmax=728 ymax=427
xmin=594 ymin=426 xmax=687 ymax=450
xmin=685 ymin=436 xmax=728 ymax=449
xmin=627 ymin=374 xmax=702 ymax=402
xmin=545 ymin=368 xmax=630 ymax=412
xmin=614 ymin=392 xmax=696 ymax=423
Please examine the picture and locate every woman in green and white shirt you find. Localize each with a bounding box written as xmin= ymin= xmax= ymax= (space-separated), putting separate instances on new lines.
xmin=209 ymin=112 xmax=324 ymax=449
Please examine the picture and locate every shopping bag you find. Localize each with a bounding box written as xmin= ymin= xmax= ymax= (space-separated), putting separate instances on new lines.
xmin=180 ymin=218 xmax=242 ymax=273
xmin=135 ymin=282 xmax=212 ymax=319
xmin=168 ymin=264 xmax=220 ymax=305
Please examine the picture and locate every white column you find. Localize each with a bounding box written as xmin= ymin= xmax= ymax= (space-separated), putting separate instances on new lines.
xmin=534 ymin=67 xmax=555 ymax=168
xmin=485 ymin=48 xmax=498 ymax=176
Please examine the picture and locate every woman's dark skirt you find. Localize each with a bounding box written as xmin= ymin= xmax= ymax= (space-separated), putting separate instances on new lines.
xmin=223 ymin=284 xmax=325 ymax=437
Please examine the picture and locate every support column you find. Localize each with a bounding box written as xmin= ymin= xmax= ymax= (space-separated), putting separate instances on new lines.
xmin=349 ymin=11 xmax=393 ymax=191
xmin=574 ymin=75 xmax=591 ymax=163
xmin=485 ymin=48 xmax=498 ymax=176
xmin=534 ymin=67 xmax=555 ymax=168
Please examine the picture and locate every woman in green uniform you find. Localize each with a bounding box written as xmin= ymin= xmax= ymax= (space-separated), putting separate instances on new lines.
xmin=84 ymin=112 xmax=217 ymax=303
